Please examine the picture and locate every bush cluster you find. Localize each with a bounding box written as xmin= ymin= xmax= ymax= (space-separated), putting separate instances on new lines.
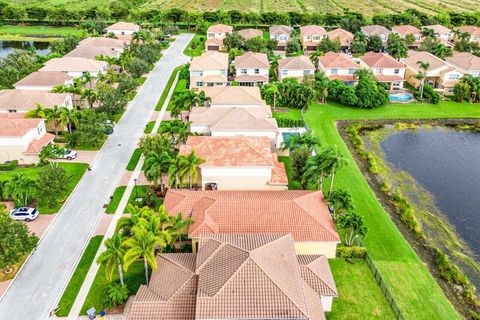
xmin=276 ymin=118 xmax=304 ymax=128
xmin=336 ymin=245 xmax=367 ymax=259
xmin=0 ymin=160 xmax=18 ymax=171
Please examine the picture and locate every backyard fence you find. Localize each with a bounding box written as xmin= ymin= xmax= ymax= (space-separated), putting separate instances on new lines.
xmin=355 ymin=237 xmax=406 ymax=320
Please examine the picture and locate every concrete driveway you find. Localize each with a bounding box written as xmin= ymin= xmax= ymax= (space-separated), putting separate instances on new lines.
xmin=0 ymin=33 xmax=193 ymax=320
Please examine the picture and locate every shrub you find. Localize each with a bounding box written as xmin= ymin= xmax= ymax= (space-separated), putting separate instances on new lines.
xmin=336 ymin=245 xmax=367 ymax=259
xmin=276 ymin=118 xmax=304 ymax=128
xmin=102 ymin=282 xmax=129 ymax=308
xmin=0 ymin=160 xmax=18 ymax=171
xmin=434 ymin=248 xmax=468 ymax=285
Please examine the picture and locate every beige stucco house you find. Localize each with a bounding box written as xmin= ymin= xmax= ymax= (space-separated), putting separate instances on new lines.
xmin=0 ymin=90 xmax=73 ymax=113
xmin=277 ymin=56 xmax=315 ymax=81
xmin=189 ymin=51 xmax=229 ymax=89
xmin=359 ymin=52 xmax=406 ymax=90
xmin=234 ymin=51 xmax=270 ymax=86
xmin=269 ymin=25 xmax=293 ymax=51
xmin=300 ymin=25 xmax=328 ymax=52
xmin=327 ymin=28 xmax=354 ymax=51
xmin=206 ymin=24 xmax=233 ymax=51
xmin=391 ymin=25 xmax=422 ymax=48
xmin=105 ymin=22 xmax=140 ymax=37
xmin=14 ymin=72 xmax=74 ymax=91
xmin=318 ymin=52 xmax=360 ymax=85
xmin=445 ymin=52 xmax=480 ymax=78
xmin=361 ymin=25 xmax=391 ymax=46
xmin=40 ymin=57 xmax=109 ymax=78
xmin=454 ymin=26 xmax=480 ymax=44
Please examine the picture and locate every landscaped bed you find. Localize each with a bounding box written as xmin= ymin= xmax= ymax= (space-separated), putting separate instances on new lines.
xmin=183 ymin=33 xmax=205 ymax=57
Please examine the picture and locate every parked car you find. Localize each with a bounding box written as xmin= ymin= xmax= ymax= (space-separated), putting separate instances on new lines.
xmin=9 ymin=207 xmax=39 ymax=222
xmin=56 ymin=149 xmax=77 ymax=160
xmin=103 ymin=120 xmax=116 ymax=128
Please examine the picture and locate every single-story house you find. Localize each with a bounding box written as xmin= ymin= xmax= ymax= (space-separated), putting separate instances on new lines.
xmin=105 ymin=21 xmax=140 ymax=36
xmin=359 ymin=52 xmax=406 ymax=90
xmin=189 ymin=51 xmax=229 ymax=89
xmin=234 ymin=51 xmax=270 ymax=86
xmin=277 ymin=55 xmax=315 ymax=81
xmin=40 ymin=57 xmax=109 ymax=78
xmin=318 ymin=52 xmax=360 ymax=85
xmin=14 ymin=72 xmax=73 ymax=91
xmin=445 ymin=52 xmax=480 ymax=77
xmin=0 ymin=90 xmax=73 ymax=113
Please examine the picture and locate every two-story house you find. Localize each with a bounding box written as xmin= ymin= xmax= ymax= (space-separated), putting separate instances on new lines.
xmin=300 ymin=25 xmax=328 ymax=52
xmin=445 ymin=52 xmax=480 ymax=78
xmin=422 ymin=24 xmax=454 ymax=48
xmin=403 ymin=50 xmax=463 ymax=95
xmin=78 ymin=37 xmax=126 ymax=51
xmin=0 ymin=90 xmax=73 ymax=113
xmin=206 ymin=24 xmax=233 ymax=51
xmin=40 ymin=57 xmax=109 ymax=78
xmin=359 ymin=52 xmax=406 ymax=90
xmin=189 ymin=51 xmax=229 ymax=89
xmin=0 ymin=114 xmax=55 ymax=164
xmin=361 ymin=25 xmax=391 ymax=47
xmin=327 ymin=28 xmax=354 ymax=52
xmin=234 ymin=52 xmax=270 ymax=86
xmin=318 ymin=52 xmax=361 ymax=85
xmin=391 ymin=25 xmax=422 ymax=48
xmin=105 ymin=22 xmax=140 ymax=36
xmin=277 ymin=56 xmax=315 ymax=81
xmin=269 ymin=25 xmax=293 ymax=51
xmin=200 ymin=86 xmax=266 ymax=108
xmin=14 ymin=72 xmax=74 ymax=91
xmin=237 ymin=28 xmax=263 ymax=40
xmin=454 ymin=26 xmax=480 ymax=44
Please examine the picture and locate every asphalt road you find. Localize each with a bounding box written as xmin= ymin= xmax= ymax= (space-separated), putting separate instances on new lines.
xmin=0 ymin=33 xmax=193 ymax=320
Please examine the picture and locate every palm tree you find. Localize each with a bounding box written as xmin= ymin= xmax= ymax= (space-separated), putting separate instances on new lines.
xmin=3 ymin=173 xmax=36 ymax=207
xmin=25 ymin=103 xmax=47 ymax=118
xmin=82 ymin=89 xmax=97 ymax=108
xmin=116 ymin=205 xmax=155 ymax=237
xmin=327 ymin=189 xmax=354 ymax=218
xmin=81 ymin=72 xmax=94 ymax=89
xmin=416 ymin=61 xmax=430 ymax=100
xmin=337 ymin=211 xmax=368 ymax=246
xmin=59 ymin=107 xmax=79 ymax=133
xmin=45 ymin=106 xmax=64 ymax=138
xmin=309 ymin=50 xmax=324 ymax=69
xmin=178 ymin=150 xmax=204 ymax=189
xmin=143 ymin=151 xmax=173 ymax=193
xmin=265 ymin=83 xmax=279 ymax=111
xmin=314 ymin=72 xmax=329 ymax=103
xmin=97 ymin=232 xmax=126 ymax=285
xmin=168 ymin=155 xmax=182 ymax=189
xmin=302 ymin=154 xmax=328 ymax=191
xmin=123 ymin=226 xmax=165 ymax=285
xmin=321 ymin=146 xmax=347 ymax=196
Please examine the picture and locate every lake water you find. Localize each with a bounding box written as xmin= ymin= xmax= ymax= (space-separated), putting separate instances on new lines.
xmin=0 ymin=40 xmax=51 ymax=59
xmin=380 ymin=127 xmax=480 ymax=259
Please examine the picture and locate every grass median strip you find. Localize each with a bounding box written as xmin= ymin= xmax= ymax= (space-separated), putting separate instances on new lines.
xmin=105 ymin=186 xmax=127 ymax=214
xmin=126 ymin=148 xmax=142 ymax=171
xmin=155 ymin=66 xmax=182 ymax=111
xmin=144 ymin=121 xmax=155 ymax=134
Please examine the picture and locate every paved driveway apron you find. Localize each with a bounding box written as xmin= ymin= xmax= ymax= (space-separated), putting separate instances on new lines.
xmin=0 ymin=34 xmax=194 ymax=320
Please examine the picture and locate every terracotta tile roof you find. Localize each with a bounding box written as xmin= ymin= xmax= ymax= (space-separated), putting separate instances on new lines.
xmin=278 ymin=55 xmax=315 ymax=70
xmin=446 ymin=52 xmax=480 ymax=72
xmin=205 ymin=37 xmax=224 ymax=47
xmin=318 ymin=52 xmax=359 ymax=69
xmin=235 ymin=74 xmax=269 ymax=82
xmin=361 ymin=25 xmax=391 ymax=36
xmin=298 ymin=255 xmax=338 ymax=297
xmin=40 ymin=57 xmax=108 ymax=73
xmin=0 ymin=90 xmax=70 ymax=112
xmin=403 ymin=50 xmax=447 ymax=72
xmin=164 ymin=190 xmax=340 ymax=242
xmin=300 ymin=25 xmax=328 ymax=37
xmin=14 ymin=71 xmax=72 ymax=88
xmin=237 ymin=28 xmax=263 ymax=40
xmin=235 ymin=52 xmax=269 ymax=69
xmin=360 ymin=52 xmax=405 ymax=68
xmin=327 ymin=28 xmax=353 ymax=47
xmin=25 ymin=133 xmax=54 ymax=154
xmin=269 ymin=25 xmax=293 ymax=36
xmin=190 ymin=51 xmax=229 ymax=70
xmin=106 ymin=22 xmax=140 ymax=31
xmin=328 ymin=74 xmax=356 ymax=81
xmin=65 ymin=46 xmax=119 ymax=59
xmin=207 ymin=24 xmax=233 ymax=34
xmin=392 ymin=25 xmax=421 ymax=37
xmin=179 ymin=136 xmax=274 ymax=167
xmin=270 ymin=157 xmax=288 ymax=185
xmin=456 ymin=25 xmax=480 ymax=36
xmin=201 ymin=74 xmax=228 ymax=83
xmin=423 ymin=24 xmax=451 ymax=35
xmin=303 ymin=279 xmax=326 ymax=320
xmin=375 ymin=74 xmax=404 ymax=82
xmin=78 ymin=37 xmax=126 ymax=48
xmin=200 ymin=86 xmax=264 ymax=106
xmin=0 ymin=117 xmax=43 ymax=136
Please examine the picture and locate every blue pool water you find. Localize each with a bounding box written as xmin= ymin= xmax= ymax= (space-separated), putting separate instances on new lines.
xmin=281 ymin=132 xmax=300 ymax=143
xmin=389 ymin=92 xmax=414 ymax=102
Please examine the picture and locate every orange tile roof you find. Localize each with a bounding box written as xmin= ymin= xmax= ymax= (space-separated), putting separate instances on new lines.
xmin=300 ymin=25 xmax=328 ymax=37
xmin=25 ymin=133 xmax=54 ymax=154
xmin=403 ymin=50 xmax=447 ymax=72
xmin=297 ymin=255 xmax=338 ymax=296
xmin=237 ymin=28 xmax=263 ymax=40
xmin=327 ymin=28 xmax=353 ymax=47
xmin=65 ymin=46 xmax=119 ymax=59
xmin=360 ymin=52 xmax=405 ymax=68
xmin=0 ymin=90 xmax=70 ymax=112
xmin=269 ymin=25 xmax=293 ymax=36
xmin=0 ymin=118 xmax=43 ymax=136
xmin=207 ymin=24 xmax=233 ymax=34
xmin=78 ymin=37 xmax=126 ymax=48
xmin=278 ymin=55 xmax=315 ymax=70
xmin=205 ymin=37 xmax=224 ymax=47
xmin=423 ymin=24 xmax=451 ymax=35
xmin=319 ymin=52 xmax=360 ymax=69
xmin=392 ymin=25 xmax=421 ymax=37
xmin=456 ymin=25 xmax=480 ymax=36
xmin=191 ymin=107 xmax=278 ymax=131
xmin=375 ymin=74 xmax=404 ymax=82
xmin=14 ymin=71 xmax=72 ymax=88
xmin=235 ymin=51 xmax=269 ymax=69
xmin=361 ymin=25 xmax=391 ymax=36
xmin=106 ymin=22 xmax=140 ymax=31
xmin=164 ymin=190 xmax=340 ymax=242
xmin=446 ymin=52 xmax=480 ymax=72
xmin=200 ymin=86 xmax=264 ymax=106
xmin=270 ymin=157 xmax=288 ymax=185
xmin=40 ymin=57 xmax=108 ymax=73
xmin=190 ymin=51 xmax=229 ymax=70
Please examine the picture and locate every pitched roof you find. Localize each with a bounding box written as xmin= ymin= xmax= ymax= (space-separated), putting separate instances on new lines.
xmin=0 ymin=90 xmax=70 ymax=112
xmin=360 ymin=52 xmax=405 ymax=68
xmin=269 ymin=25 xmax=293 ymax=36
xmin=423 ymin=24 xmax=451 ymax=35
xmin=14 ymin=71 xmax=72 ymax=88
xmin=318 ymin=52 xmax=360 ymax=69
xmin=327 ymin=28 xmax=354 ymax=47
xmin=391 ymin=25 xmax=421 ymax=36
xmin=205 ymin=37 xmax=224 ymax=47
xmin=190 ymin=107 xmax=277 ymax=131
xmin=164 ymin=190 xmax=340 ymax=242
xmin=64 ymin=46 xmax=119 ymax=59
xmin=403 ymin=50 xmax=447 ymax=72
xmin=0 ymin=117 xmax=43 ymax=137
xmin=207 ymin=24 xmax=233 ymax=34
xmin=237 ymin=28 xmax=263 ymax=40
xmin=190 ymin=51 xmax=229 ymax=70
xmin=235 ymin=51 xmax=269 ymax=69
xmin=78 ymin=37 xmax=126 ymax=48
xmin=25 ymin=133 xmax=55 ymax=153
xmin=300 ymin=25 xmax=328 ymax=36
xmin=297 ymin=255 xmax=338 ymax=297
xmin=456 ymin=25 xmax=480 ymax=36
xmin=446 ymin=52 xmax=480 ymax=72
xmin=106 ymin=21 xmax=140 ymax=31
xmin=278 ymin=55 xmax=315 ymax=70
xmin=200 ymin=86 xmax=264 ymax=106
xmin=40 ymin=57 xmax=108 ymax=73
xmin=361 ymin=25 xmax=392 ymax=36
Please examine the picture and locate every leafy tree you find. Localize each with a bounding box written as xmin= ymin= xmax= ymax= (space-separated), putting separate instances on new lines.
xmin=355 ymin=72 xmax=389 ymax=108
xmin=277 ymin=78 xmax=315 ymax=110
xmin=327 ymin=79 xmax=348 ymax=101
xmin=317 ymin=38 xmax=341 ymax=53
xmin=67 ymin=110 xmax=107 ymax=148
xmin=38 ymin=143 xmax=64 ymax=166
xmin=97 ymin=232 xmax=125 ymax=285
xmin=3 ymin=173 xmax=36 ymax=207
xmin=45 ymin=106 xmax=64 ymax=138
xmin=327 ymin=189 xmax=354 ymax=217
xmin=421 ymin=84 xmax=440 ymax=104
xmin=244 ymin=36 xmax=269 ymax=52
xmin=102 ymin=282 xmax=129 ymax=308
xmin=419 ymin=38 xmax=452 ymax=59
xmin=117 ymin=74 xmax=138 ymax=94
xmin=0 ymin=205 xmax=38 ymax=272
xmin=339 ymin=86 xmax=358 ymax=106
xmin=138 ymin=134 xmax=174 ymax=157
xmin=286 ymin=38 xmax=302 ymax=54
xmin=453 ymin=82 xmax=472 ymax=102
xmin=25 ymin=103 xmax=47 ymax=119
xmin=59 ymin=107 xmax=79 ymax=134
xmin=178 ymin=150 xmax=204 ymax=189
xmin=35 ymin=164 xmax=70 ymax=208
xmin=126 ymin=57 xmax=151 ymax=78
xmin=291 ymin=146 xmax=310 ymax=189
xmin=281 ymin=131 xmax=319 ymax=152
xmin=366 ymin=35 xmax=383 ymax=52
xmin=404 ymin=34 xmax=416 ymax=46
xmin=143 ymin=151 xmax=173 ymax=193
xmin=337 ymin=211 xmax=368 ymax=246
xmin=96 ymin=86 xmax=128 ymax=115
xmin=313 ymin=71 xmax=329 ymax=103
xmin=0 ymin=50 xmax=40 ymax=88
xmin=351 ymin=32 xmax=367 ymax=54
xmin=50 ymin=36 xmax=79 ymax=55
xmin=223 ymin=32 xmax=244 ymax=51
xmin=387 ymin=33 xmax=408 ymax=60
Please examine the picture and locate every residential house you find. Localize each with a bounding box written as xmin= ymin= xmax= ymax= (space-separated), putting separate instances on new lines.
xmin=318 ymin=52 xmax=360 ymax=85
xmin=234 ymin=52 xmax=270 ymax=86
xmin=77 ymin=37 xmax=126 ymax=51
xmin=454 ymin=26 xmax=480 ymax=44
xmin=178 ymin=136 xmax=288 ymax=191
xmin=300 ymin=25 xmax=328 ymax=52
xmin=423 ymin=24 xmax=452 ymax=42
xmin=200 ymin=86 xmax=266 ymax=108
xmin=327 ymin=28 xmax=354 ymax=51
xmin=105 ymin=22 xmax=140 ymax=36
xmin=164 ymin=190 xmax=341 ymax=258
xmin=391 ymin=25 xmax=422 ymax=48
xmin=361 ymin=25 xmax=391 ymax=46
xmin=359 ymin=52 xmax=406 ymax=90
xmin=189 ymin=51 xmax=229 ymax=89
xmin=0 ymin=114 xmax=55 ymax=164
xmin=39 ymin=57 xmax=109 ymax=78
xmin=277 ymin=56 xmax=315 ymax=81
xmin=237 ymin=28 xmax=263 ymax=40
xmin=64 ymin=46 xmax=120 ymax=59
xmin=269 ymin=25 xmax=293 ymax=51
xmin=403 ymin=50 xmax=463 ymax=95
xmin=0 ymin=90 xmax=73 ymax=113
xmin=128 ymin=233 xmax=338 ymax=320
xmin=445 ymin=52 xmax=480 ymax=77
xmin=206 ymin=24 xmax=233 ymax=51
xmin=14 ymin=72 xmax=73 ymax=91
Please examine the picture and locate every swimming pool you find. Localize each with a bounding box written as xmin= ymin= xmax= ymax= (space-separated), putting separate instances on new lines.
xmin=389 ymin=92 xmax=414 ymax=103
xmin=281 ymin=132 xmax=301 ymax=142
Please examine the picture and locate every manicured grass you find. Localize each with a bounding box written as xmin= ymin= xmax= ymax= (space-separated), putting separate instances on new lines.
xmin=327 ymin=259 xmax=395 ymax=320
xmin=80 ymin=261 xmax=145 ymax=315
xmin=167 ymin=78 xmax=187 ymax=111
xmin=0 ymin=25 xmax=84 ymax=38
xmin=301 ymin=100 xmax=480 ymax=320
xmin=278 ymin=156 xmax=302 ymax=190
xmin=273 ymin=108 xmax=302 ymax=121
xmin=126 ymin=185 xmax=164 ymax=212
xmin=183 ymin=33 xmax=205 ymax=57
xmin=105 ymin=186 xmax=127 ymax=214
xmin=126 ymin=148 xmax=142 ymax=171
xmin=0 ymin=163 xmax=88 ymax=214
xmin=75 ymin=136 xmax=107 ymax=151
xmin=144 ymin=121 xmax=155 ymax=134
xmin=155 ymin=66 xmax=182 ymax=111
xmin=56 ymin=236 xmax=104 ymax=317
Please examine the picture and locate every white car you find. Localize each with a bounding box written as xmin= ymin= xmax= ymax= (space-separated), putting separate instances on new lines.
xmin=57 ymin=149 xmax=77 ymax=160
xmin=9 ymin=207 xmax=39 ymax=222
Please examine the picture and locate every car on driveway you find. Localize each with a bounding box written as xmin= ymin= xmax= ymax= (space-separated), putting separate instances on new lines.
xmin=9 ymin=207 xmax=39 ymax=222
xmin=56 ymin=149 xmax=77 ymax=160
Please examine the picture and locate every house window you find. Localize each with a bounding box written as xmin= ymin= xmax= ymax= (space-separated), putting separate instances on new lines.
xmin=313 ymin=35 xmax=320 ymax=41
xmin=280 ymin=35 xmax=287 ymax=41
xmin=8 ymin=109 xmax=17 ymax=113
xmin=196 ymin=82 xmax=203 ymax=87
xmin=331 ymin=69 xmax=338 ymax=75
xmin=219 ymin=70 xmax=226 ymax=75
xmin=448 ymin=73 xmax=460 ymax=80
xmin=348 ymin=69 xmax=355 ymax=75
xmin=254 ymin=69 xmax=260 ymax=74
xmin=281 ymin=70 xmax=288 ymax=76
xmin=303 ymin=70 xmax=311 ymax=75
xmin=241 ymin=68 xmax=247 ymax=74
xmin=471 ymin=71 xmax=480 ymax=77
xmin=192 ymin=70 xmax=203 ymax=76
xmin=394 ymin=69 xmax=400 ymax=74
xmin=376 ymin=68 xmax=383 ymax=74
xmin=208 ymin=33 xmax=215 ymax=38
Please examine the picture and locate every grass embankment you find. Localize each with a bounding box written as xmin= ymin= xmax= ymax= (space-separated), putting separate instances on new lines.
xmin=56 ymin=236 xmax=104 ymax=317
xmin=155 ymin=66 xmax=182 ymax=111
xmin=0 ymin=163 xmax=88 ymax=214
xmin=0 ymin=25 xmax=84 ymax=41
xmin=183 ymin=33 xmax=205 ymax=57
xmin=105 ymin=186 xmax=127 ymax=214
xmin=298 ymin=101 xmax=480 ymax=320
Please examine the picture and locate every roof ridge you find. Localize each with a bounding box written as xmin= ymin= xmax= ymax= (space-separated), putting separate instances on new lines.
xmin=241 ymin=138 xmax=274 ymax=165
xmin=303 ymin=259 xmax=338 ymax=296
xmin=187 ymin=196 xmax=218 ymax=236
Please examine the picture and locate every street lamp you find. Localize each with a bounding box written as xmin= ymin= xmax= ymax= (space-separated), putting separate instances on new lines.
xmin=134 ymin=178 xmax=138 ymax=201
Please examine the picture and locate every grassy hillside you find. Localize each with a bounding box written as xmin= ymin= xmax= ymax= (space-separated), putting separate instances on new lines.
xmin=8 ymin=0 xmax=477 ymax=16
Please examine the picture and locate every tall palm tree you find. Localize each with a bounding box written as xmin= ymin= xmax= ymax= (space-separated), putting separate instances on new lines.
xmin=116 ymin=205 xmax=155 ymax=237
xmin=97 ymin=232 xmax=125 ymax=285
xmin=327 ymin=189 xmax=354 ymax=218
xmin=45 ymin=106 xmax=64 ymax=138
xmin=168 ymin=155 xmax=182 ymax=189
xmin=81 ymin=72 xmax=94 ymax=89
xmin=302 ymin=154 xmax=328 ymax=191
xmin=3 ymin=173 xmax=36 ymax=207
xmin=314 ymin=72 xmax=329 ymax=103
xmin=178 ymin=150 xmax=204 ymax=189
xmin=265 ymin=83 xmax=279 ymax=111
xmin=143 ymin=151 xmax=173 ymax=193
xmin=309 ymin=50 xmax=324 ymax=69
xmin=123 ymin=226 xmax=165 ymax=285
xmin=416 ymin=61 xmax=430 ymax=100
xmin=25 ymin=103 xmax=47 ymax=119
xmin=321 ymin=146 xmax=347 ymax=196
xmin=82 ymin=89 xmax=97 ymax=109
xmin=59 ymin=107 xmax=79 ymax=133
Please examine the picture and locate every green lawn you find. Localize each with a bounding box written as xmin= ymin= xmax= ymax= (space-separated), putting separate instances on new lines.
xmin=75 ymin=135 xmax=107 ymax=151
xmin=126 ymin=148 xmax=142 ymax=171
xmin=0 ymin=163 xmax=88 ymax=214
xmin=0 ymin=25 xmax=85 ymax=40
xmin=105 ymin=186 xmax=127 ymax=214
xmin=166 ymin=78 xmax=188 ymax=112
xmin=155 ymin=66 xmax=182 ymax=111
xmin=144 ymin=121 xmax=155 ymax=134
xmin=278 ymin=156 xmax=302 ymax=190
xmin=56 ymin=236 xmax=104 ymax=317
xmin=183 ymin=33 xmax=205 ymax=57
xmin=80 ymin=261 xmax=145 ymax=315
xmin=327 ymin=259 xmax=395 ymax=320
xmin=300 ymin=100 xmax=480 ymax=320
xmin=126 ymin=185 xmax=163 ymax=212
